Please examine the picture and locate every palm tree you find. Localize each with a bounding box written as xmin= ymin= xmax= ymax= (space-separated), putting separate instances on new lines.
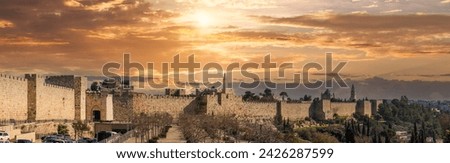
xmin=303 ymin=94 xmax=312 ymax=101
xmin=263 ymin=88 xmax=273 ymax=97
xmin=243 ymin=91 xmax=255 ymax=101
xmin=279 ymin=92 xmax=288 ymax=101
xmin=260 ymin=88 xmax=274 ymax=101
xmin=90 ymin=82 xmax=100 ymax=91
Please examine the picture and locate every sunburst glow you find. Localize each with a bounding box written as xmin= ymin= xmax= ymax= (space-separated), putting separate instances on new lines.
xmin=195 ymin=11 xmax=211 ymax=27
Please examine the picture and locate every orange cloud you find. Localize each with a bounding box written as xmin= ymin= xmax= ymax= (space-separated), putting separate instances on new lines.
xmin=0 ymin=37 xmax=69 ymax=46
xmin=0 ymin=0 xmax=449 ymax=82
xmin=251 ymin=14 xmax=450 ymax=57
xmin=0 ymin=19 xmax=13 ymax=28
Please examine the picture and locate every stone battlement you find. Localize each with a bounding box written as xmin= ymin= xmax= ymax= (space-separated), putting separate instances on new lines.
xmin=282 ymin=101 xmax=313 ymax=104
xmin=24 ymin=74 xmax=46 ymax=79
xmin=45 ymin=75 xmax=75 ymax=88
xmin=0 ymin=74 xmax=27 ymax=81
xmin=42 ymin=83 xmax=75 ymax=91
xmin=242 ymin=101 xmax=278 ymax=104
xmin=207 ymin=94 xmax=240 ymax=99
xmin=132 ymin=93 xmax=197 ymax=100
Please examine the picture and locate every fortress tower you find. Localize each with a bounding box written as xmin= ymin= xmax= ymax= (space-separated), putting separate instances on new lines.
xmin=222 ymin=73 xmax=226 ymax=94
xmin=350 ymin=84 xmax=356 ymax=101
xmin=74 ymin=76 xmax=87 ymax=121
xmin=24 ymin=74 xmax=39 ymax=121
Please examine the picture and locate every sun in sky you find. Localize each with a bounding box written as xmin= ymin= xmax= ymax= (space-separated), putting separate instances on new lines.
xmin=176 ymin=10 xmax=220 ymax=29
xmin=195 ymin=11 xmax=212 ymax=27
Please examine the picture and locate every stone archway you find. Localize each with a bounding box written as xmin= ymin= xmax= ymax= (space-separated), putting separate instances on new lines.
xmin=93 ymin=110 xmax=101 ymax=122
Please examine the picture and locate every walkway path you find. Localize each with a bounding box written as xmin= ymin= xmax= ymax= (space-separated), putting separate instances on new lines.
xmin=158 ymin=125 xmax=186 ymax=143
xmin=124 ymin=124 xmax=186 ymax=143
xmin=124 ymin=135 xmax=140 ymax=143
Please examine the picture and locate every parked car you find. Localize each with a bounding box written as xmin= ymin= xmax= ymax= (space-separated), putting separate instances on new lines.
xmin=96 ymin=131 xmax=118 ymax=142
xmin=41 ymin=134 xmax=74 ymax=143
xmin=77 ymin=137 xmax=98 ymax=143
xmin=0 ymin=140 xmax=10 ymax=143
xmin=43 ymin=138 xmax=66 ymax=143
xmin=0 ymin=131 xmax=9 ymax=141
xmin=42 ymin=135 xmax=58 ymax=142
xmin=16 ymin=139 xmax=32 ymax=143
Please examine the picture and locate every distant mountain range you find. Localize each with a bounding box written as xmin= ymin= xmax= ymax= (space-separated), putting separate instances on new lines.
xmin=230 ymin=77 xmax=450 ymax=101
xmin=87 ymin=76 xmax=450 ymax=100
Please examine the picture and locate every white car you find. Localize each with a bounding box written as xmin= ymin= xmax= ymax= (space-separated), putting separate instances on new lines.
xmin=0 ymin=140 xmax=10 ymax=143
xmin=0 ymin=131 xmax=10 ymax=141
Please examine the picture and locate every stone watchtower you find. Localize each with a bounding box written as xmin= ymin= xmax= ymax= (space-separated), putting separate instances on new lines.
xmin=74 ymin=76 xmax=87 ymax=121
xmin=222 ymin=73 xmax=226 ymax=94
xmin=24 ymin=74 xmax=41 ymax=121
xmin=350 ymin=84 xmax=356 ymax=101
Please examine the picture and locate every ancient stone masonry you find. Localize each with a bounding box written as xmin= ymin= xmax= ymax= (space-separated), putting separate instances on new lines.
xmin=329 ymin=101 xmax=357 ymax=118
xmin=109 ymin=93 xmax=197 ymax=121
xmin=199 ymin=93 xmax=375 ymax=122
xmin=44 ymin=75 xmax=87 ymax=121
xmin=356 ymin=100 xmax=372 ymax=117
xmin=0 ymin=73 xmax=382 ymax=142
xmin=25 ymin=74 xmax=75 ymax=121
xmin=111 ymin=92 xmax=133 ymax=122
xmin=370 ymin=100 xmax=383 ymax=115
xmin=280 ymin=102 xmax=312 ymax=121
xmin=205 ymin=94 xmax=278 ymax=121
xmin=0 ymin=74 xmax=28 ymax=121
xmin=2 ymin=73 xmax=381 ymax=125
xmin=74 ymin=77 xmax=87 ymax=121
xmin=86 ymin=92 xmax=113 ymax=122
xmin=0 ymin=74 xmax=87 ymax=122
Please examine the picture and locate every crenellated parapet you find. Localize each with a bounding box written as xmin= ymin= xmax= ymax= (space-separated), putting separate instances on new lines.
xmin=131 ymin=93 xmax=197 ymax=100
xmin=0 ymin=73 xmax=28 ymax=81
xmin=42 ymin=83 xmax=75 ymax=91
xmin=45 ymin=75 xmax=75 ymax=88
xmin=241 ymin=101 xmax=278 ymax=105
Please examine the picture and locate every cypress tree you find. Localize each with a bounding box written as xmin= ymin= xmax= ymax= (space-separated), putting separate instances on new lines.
xmin=421 ymin=121 xmax=426 ymax=143
xmin=411 ymin=122 xmax=418 ymax=143
xmin=367 ymin=119 xmax=371 ymax=137
xmin=362 ymin=123 xmax=366 ymax=136
xmin=377 ymin=133 xmax=382 ymax=143
xmin=345 ymin=120 xmax=356 ymax=143
xmin=372 ymin=131 xmax=377 ymax=143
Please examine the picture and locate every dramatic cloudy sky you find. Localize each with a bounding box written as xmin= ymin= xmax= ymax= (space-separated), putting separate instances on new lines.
xmin=0 ymin=0 xmax=449 ymax=83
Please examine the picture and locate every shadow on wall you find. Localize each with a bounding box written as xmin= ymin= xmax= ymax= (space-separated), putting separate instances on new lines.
xmin=309 ymin=100 xmax=323 ymax=120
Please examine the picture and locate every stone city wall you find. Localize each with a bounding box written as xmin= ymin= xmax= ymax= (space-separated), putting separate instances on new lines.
xmin=280 ymin=102 xmax=312 ymax=121
xmin=0 ymin=74 xmax=28 ymax=121
xmin=111 ymin=93 xmax=197 ymax=121
xmin=329 ymin=102 xmax=357 ymax=118
xmin=36 ymin=82 xmax=75 ymax=120
xmin=206 ymin=94 xmax=278 ymax=121
xmin=25 ymin=74 xmax=75 ymax=121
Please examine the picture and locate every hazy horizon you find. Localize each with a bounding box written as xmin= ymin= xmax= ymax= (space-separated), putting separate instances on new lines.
xmin=1 ymin=0 xmax=450 ymax=91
